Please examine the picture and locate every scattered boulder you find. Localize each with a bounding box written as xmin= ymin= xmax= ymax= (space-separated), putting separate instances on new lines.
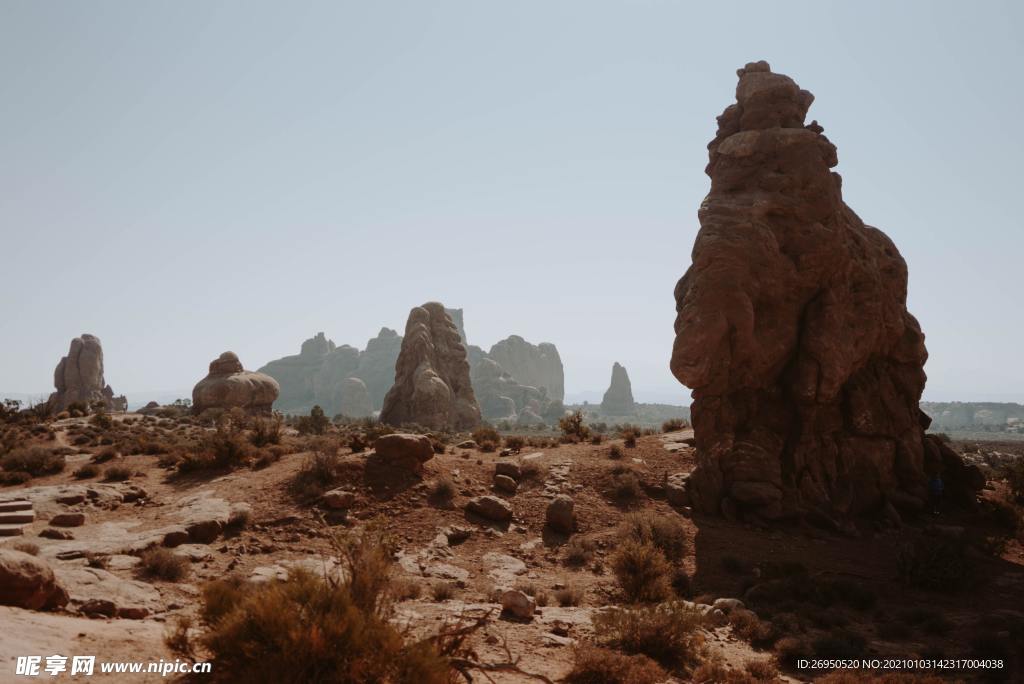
xmin=322 ymin=488 xmax=356 ymax=510
xmin=49 ymin=512 xmax=85 ymax=528
xmin=373 ymin=433 xmax=435 ymax=475
xmin=466 ymin=496 xmax=514 ymax=523
xmin=500 ymin=589 xmax=536 ymax=620
xmin=495 ymin=462 xmax=522 ymax=480
xmin=0 ymin=550 xmax=68 ymax=611
xmin=666 ymin=473 xmax=691 ymax=508
xmin=192 ymin=352 xmax=279 ymax=415
xmin=380 ymin=302 xmax=481 ymax=430
xmin=47 ymin=334 xmax=122 ymax=412
xmin=38 ymin=528 xmax=74 ymax=540
xmin=600 ymin=362 xmax=636 ymax=415
xmin=670 ymin=61 xmax=981 ymax=519
xmin=493 ymin=474 xmax=518 ymax=494
xmin=545 ymin=495 xmax=575 ymax=533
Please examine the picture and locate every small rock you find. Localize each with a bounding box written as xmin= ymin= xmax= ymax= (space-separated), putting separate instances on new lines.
xmin=545 ymin=495 xmax=575 ymax=533
xmin=500 ymin=589 xmax=535 ymax=620
xmin=713 ymin=597 xmax=745 ymax=613
xmin=322 ymin=489 xmax=356 ymax=510
xmin=50 ymin=512 xmax=86 ymax=528
xmin=39 ymin=528 xmax=74 ymax=540
xmin=493 ymin=474 xmax=518 ymax=494
xmin=79 ymin=598 xmax=117 ymax=617
xmin=466 ymin=496 xmax=513 ymax=523
xmin=495 ymin=462 xmax=521 ymax=480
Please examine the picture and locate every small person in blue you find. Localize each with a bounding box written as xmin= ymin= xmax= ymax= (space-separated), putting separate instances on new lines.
xmin=928 ymin=469 xmax=944 ymax=515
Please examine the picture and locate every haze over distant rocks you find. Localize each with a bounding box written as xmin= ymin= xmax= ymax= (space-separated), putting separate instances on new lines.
xmin=258 ymin=329 xmax=401 ymax=416
xmin=380 ymin=302 xmax=481 ymax=430
xmin=600 ymin=362 xmax=636 ymax=416
xmin=488 ymin=335 xmax=564 ymax=403
xmin=47 ymin=334 xmax=122 ymax=412
xmin=192 ymin=352 xmax=279 ymax=415
xmin=671 ymin=61 xmax=981 ymax=520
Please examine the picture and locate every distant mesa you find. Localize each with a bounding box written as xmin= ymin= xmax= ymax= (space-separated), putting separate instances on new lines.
xmin=47 ymin=334 xmax=125 ymax=413
xmin=670 ymin=61 xmax=981 ymax=520
xmin=258 ymin=329 xmax=400 ymax=417
xmin=259 ymin=309 xmax=565 ymax=426
xmin=922 ymin=401 xmax=1024 ymax=432
xmin=487 ymin=335 xmax=564 ymax=402
xmin=380 ymin=302 xmax=481 ymax=431
xmin=600 ymin=362 xmax=636 ymax=416
xmin=193 ymin=351 xmax=279 ymax=415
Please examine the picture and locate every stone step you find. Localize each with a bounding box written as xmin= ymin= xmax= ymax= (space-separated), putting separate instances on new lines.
xmin=0 ymin=500 xmax=32 ymax=513
xmin=0 ymin=524 xmax=25 ymax=537
xmin=0 ymin=511 xmax=35 ymax=525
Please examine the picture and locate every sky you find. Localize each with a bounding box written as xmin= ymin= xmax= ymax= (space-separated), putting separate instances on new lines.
xmin=1 ymin=1 xmax=1022 ymax=405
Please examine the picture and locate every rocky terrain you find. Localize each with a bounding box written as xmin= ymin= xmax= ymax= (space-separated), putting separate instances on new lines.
xmin=191 ymin=353 xmax=279 ymax=416
xmin=0 ymin=406 xmax=1021 ymax=682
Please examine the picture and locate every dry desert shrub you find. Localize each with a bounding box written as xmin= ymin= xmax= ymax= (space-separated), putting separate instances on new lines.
xmin=195 ymin=527 xmax=456 ymax=683
xmin=618 ymin=510 xmax=687 ymax=562
xmin=504 ymin=435 xmax=525 ymax=453
xmin=661 ymin=418 xmax=687 ymax=432
xmin=1 ymin=446 xmax=65 ymax=477
xmin=555 ymin=585 xmax=583 ymax=607
xmin=611 ymin=539 xmax=673 ymax=603
xmin=559 ymin=410 xmax=590 ymax=443
xmin=565 ymin=645 xmax=666 ymax=684
xmin=564 ymin=536 xmax=597 ymax=567
xmin=73 ymin=463 xmax=100 ymax=479
xmin=103 ymin=465 xmax=132 ymax=482
xmin=139 ymin=548 xmax=190 ymax=582
xmin=593 ymin=601 xmax=704 ymax=669
xmin=249 ymin=415 xmax=283 ymax=447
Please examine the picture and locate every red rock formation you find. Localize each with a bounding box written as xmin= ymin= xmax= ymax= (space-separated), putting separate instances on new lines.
xmin=671 ymin=62 xmax=979 ymax=522
xmin=380 ymin=302 xmax=481 ymax=431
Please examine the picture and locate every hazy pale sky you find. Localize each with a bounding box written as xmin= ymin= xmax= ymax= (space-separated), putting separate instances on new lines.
xmin=2 ymin=1 xmax=1022 ymax=404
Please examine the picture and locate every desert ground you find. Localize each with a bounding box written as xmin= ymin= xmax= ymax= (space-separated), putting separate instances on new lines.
xmin=1 ymin=407 xmax=1022 ymax=683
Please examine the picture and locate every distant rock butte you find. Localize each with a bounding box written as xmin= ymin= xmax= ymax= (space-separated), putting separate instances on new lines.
xmin=192 ymin=352 xmax=279 ymax=415
xmin=488 ymin=335 xmax=564 ymax=402
xmin=47 ymin=334 xmax=123 ymax=412
xmin=671 ymin=61 xmax=980 ymax=520
xmin=381 ymin=302 xmax=481 ymax=430
xmin=600 ymin=362 xmax=636 ymax=415
xmin=258 ymin=329 xmax=400 ymax=416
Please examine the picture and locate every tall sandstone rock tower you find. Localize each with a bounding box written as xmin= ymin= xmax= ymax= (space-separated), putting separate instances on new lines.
xmin=381 ymin=302 xmax=481 ymax=431
xmin=671 ymin=62 xmax=980 ymax=522
xmin=47 ymin=334 xmax=119 ymax=412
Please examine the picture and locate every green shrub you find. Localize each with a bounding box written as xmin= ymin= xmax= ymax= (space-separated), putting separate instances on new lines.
xmin=611 ymin=539 xmax=672 ymax=603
